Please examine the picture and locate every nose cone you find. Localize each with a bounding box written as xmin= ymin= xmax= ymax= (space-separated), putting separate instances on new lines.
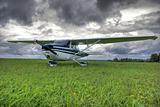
xmin=42 ymin=45 xmax=53 ymax=50
xmin=42 ymin=45 xmax=47 ymax=50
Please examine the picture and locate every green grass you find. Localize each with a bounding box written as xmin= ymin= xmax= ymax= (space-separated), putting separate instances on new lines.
xmin=0 ymin=59 xmax=160 ymax=107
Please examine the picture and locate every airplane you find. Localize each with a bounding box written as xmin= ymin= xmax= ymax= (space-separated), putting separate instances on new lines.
xmin=8 ymin=35 xmax=158 ymax=66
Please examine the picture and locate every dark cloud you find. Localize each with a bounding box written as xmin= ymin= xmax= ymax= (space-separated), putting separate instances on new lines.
xmin=48 ymin=0 xmax=105 ymax=25
xmin=97 ymin=0 xmax=160 ymax=11
xmin=123 ymin=11 xmax=160 ymax=33
xmin=48 ymin=0 xmax=160 ymax=25
xmin=48 ymin=0 xmax=132 ymax=25
xmin=0 ymin=0 xmax=159 ymax=26
xmin=0 ymin=0 xmax=35 ymax=25
xmin=0 ymin=41 xmax=41 ymax=55
xmin=97 ymin=0 xmax=137 ymax=11
xmin=104 ymin=43 xmax=131 ymax=55
xmin=104 ymin=39 xmax=160 ymax=55
xmin=152 ymin=0 xmax=160 ymax=4
xmin=97 ymin=11 xmax=160 ymax=34
xmin=156 ymin=17 xmax=160 ymax=24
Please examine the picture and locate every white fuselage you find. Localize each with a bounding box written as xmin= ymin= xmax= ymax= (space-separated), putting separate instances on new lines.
xmin=41 ymin=40 xmax=89 ymax=61
xmin=43 ymin=50 xmax=82 ymax=61
xmin=42 ymin=44 xmax=89 ymax=61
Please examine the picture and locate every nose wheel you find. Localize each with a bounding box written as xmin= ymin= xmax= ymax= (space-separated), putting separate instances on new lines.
xmin=48 ymin=60 xmax=57 ymax=67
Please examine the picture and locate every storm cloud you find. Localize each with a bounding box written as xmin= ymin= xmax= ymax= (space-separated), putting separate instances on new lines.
xmin=97 ymin=0 xmax=137 ymax=11
xmin=48 ymin=0 xmax=136 ymax=25
xmin=0 ymin=0 xmax=160 ymax=26
xmin=48 ymin=0 xmax=104 ymax=25
xmin=0 ymin=0 xmax=36 ymax=25
xmin=104 ymin=40 xmax=160 ymax=55
xmin=0 ymin=41 xmax=41 ymax=55
xmin=48 ymin=0 xmax=160 ymax=26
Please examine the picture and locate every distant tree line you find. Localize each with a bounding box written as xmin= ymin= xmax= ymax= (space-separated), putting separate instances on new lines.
xmin=150 ymin=53 xmax=160 ymax=62
xmin=113 ymin=53 xmax=160 ymax=62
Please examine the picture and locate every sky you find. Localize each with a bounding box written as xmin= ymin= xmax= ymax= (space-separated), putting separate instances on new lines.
xmin=0 ymin=0 xmax=160 ymax=60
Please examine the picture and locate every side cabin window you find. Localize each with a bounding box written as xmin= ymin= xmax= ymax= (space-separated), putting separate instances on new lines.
xmin=53 ymin=40 xmax=79 ymax=50
xmin=71 ymin=45 xmax=79 ymax=50
xmin=53 ymin=40 xmax=70 ymax=47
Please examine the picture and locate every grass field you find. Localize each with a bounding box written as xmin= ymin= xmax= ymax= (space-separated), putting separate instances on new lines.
xmin=0 ymin=59 xmax=160 ymax=107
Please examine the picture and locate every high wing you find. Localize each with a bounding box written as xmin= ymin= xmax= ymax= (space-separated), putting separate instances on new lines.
xmin=8 ymin=36 xmax=157 ymax=45
xmin=71 ymin=36 xmax=157 ymax=45
xmin=7 ymin=40 xmax=55 ymax=45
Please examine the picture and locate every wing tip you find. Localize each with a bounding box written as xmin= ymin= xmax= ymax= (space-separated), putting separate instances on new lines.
xmin=7 ymin=40 xmax=16 ymax=43
xmin=153 ymin=36 xmax=158 ymax=40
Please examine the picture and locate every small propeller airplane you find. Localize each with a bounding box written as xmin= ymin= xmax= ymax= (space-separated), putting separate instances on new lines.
xmin=8 ymin=35 xmax=158 ymax=66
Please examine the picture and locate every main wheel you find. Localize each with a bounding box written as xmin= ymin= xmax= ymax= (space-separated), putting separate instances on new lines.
xmin=48 ymin=61 xmax=57 ymax=67
xmin=80 ymin=61 xmax=88 ymax=67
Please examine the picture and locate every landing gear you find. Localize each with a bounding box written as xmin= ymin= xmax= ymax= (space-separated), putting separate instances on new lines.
xmin=73 ymin=59 xmax=88 ymax=66
xmin=79 ymin=61 xmax=88 ymax=67
xmin=48 ymin=60 xmax=57 ymax=67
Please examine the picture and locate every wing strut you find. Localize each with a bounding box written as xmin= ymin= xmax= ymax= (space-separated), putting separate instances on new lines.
xmin=80 ymin=40 xmax=101 ymax=52
xmin=70 ymin=40 xmax=101 ymax=60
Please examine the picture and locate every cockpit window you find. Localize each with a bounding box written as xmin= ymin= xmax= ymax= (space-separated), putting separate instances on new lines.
xmin=53 ymin=40 xmax=70 ymax=47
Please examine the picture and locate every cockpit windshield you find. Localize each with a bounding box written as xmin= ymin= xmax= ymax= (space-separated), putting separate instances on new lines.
xmin=53 ymin=40 xmax=70 ymax=47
